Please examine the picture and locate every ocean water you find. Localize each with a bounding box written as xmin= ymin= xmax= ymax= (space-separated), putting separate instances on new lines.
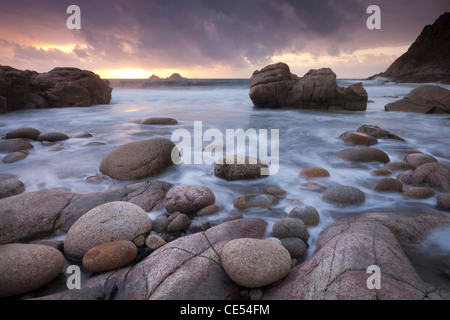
xmin=1 ymin=78 xmax=449 ymax=282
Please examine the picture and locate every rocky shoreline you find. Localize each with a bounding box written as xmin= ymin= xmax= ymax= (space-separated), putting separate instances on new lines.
xmin=1 ymin=116 xmax=449 ymax=300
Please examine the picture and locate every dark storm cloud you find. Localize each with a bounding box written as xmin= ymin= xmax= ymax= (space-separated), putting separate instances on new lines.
xmin=1 ymin=0 xmax=449 ymax=72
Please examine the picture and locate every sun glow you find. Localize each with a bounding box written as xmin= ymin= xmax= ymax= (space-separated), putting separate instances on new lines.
xmin=97 ymin=68 xmax=153 ymax=79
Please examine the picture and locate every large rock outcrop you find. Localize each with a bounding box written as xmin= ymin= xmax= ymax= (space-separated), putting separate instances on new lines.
xmin=249 ymin=63 xmax=368 ymax=111
xmin=385 ymin=85 xmax=450 ymax=114
xmin=263 ymin=212 xmax=450 ymax=300
xmin=0 ymin=66 xmax=113 ymax=113
xmin=372 ymin=12 xmax=450 ymax=84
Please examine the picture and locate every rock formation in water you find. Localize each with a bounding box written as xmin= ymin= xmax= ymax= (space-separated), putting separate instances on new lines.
xmin=0 ymin=66 xmax=113 ymax=114
xmin=167 ymin=73 xmax=185 ymax=80
xmin=371 ymin=12 xmax=450 ymax=84
xmin=385 ymin=85 xmax=450 ymax=114
xmin=249 ymin=62 xmax=368 ymax=111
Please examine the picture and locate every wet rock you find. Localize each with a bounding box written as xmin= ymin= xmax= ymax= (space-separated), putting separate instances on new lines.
xmin=357 ymin=124 xmax=405 ymax=141
xmin=214 ymin=155 xmax=269 ymax=181
xmin=3 ymin=151 xmax=29 ymax=163
xmin=5 ymin=127 xmax=41 ymax=140
xmin=164 ymin=185 xmax=216 ymax=214
xmin=262 ymin=186 xmax=286 ymax=196
xmin=64 ymin=202 xmax=153 ymax=260
xmin=189 ymin=218 xmax=212 ymax=233
xmin=84 ymin=142 xmax=106 ymax=146
xmin=335 ymin=147 xmax=390 ymax=163
xmin=404 ymin=153 xmax=438 ymax=168
xmin=288 ymin=206 xmax=320 ymax=226
xmin=0 ymin=139 xmax=34 ymax=153
xmin=382 ymin=162 xmax=416 ymax=171
xmin=373 ymin=178 xmax=403 ymax=193
xmin=233 ymin=193 xmax=278 ymax=210
xmin=249 ymin=63 xmax=367 ymax=111
xmin=0 ymin=176 xmax=25 ymax=199
xmin=272 ymin=218 xmax=309 ymax=242
xmin=221 ymin=238 xmax=291 ymax=288
xmin=263 ymin=212 xmax=448 ymax=300
xmin=279 ymin=237 xmax=307 ymax=259
xmin=298 ymin=167 xmax=330 ymax=179
xmin=74 ymin=132 xmax=93 ymax=138
xmin=100 ymin=138 xmax=177 ymax=181
xmin=0 ymin=243 xmax=64 ymax=298
xmin=402 ymin=187 xmax=436 ymax=199
xmin=133 ymin=234 xmax=146 ymax=247
xmin=196 ymin=204 xmax=220 ymax=217
xmin=153 ymin=215 xmax=169 ymax=233
xmin=0 ymin=188 xmax=74 ymax=244
xmin=397 ymin=162 xmax=450 ymax=192
xmin=145 ymin=234 xmax=166 ymax=251
xmin=371 ymin=169 xmax=393 ymax=176
xmin=339 ymin=131 xmax=378 ymax=146
xmin=124 ymin=218 xmax=268 ymax=299
xmin=437 ymin=193 xmax=450 ymax=211
xmin=82 ymin=240 xmax=138 ymax=273
xmin=140 ymin=117 xmax=178 ymax=125
xmin=166 ymin=213 xmax=189 ymax=233
xmin=385 ymin=86 xmax=450 ymax=114
xmin=37 ymin=132 xmax=69 ymax=142
xmin=322 ymin=185 xmax=365 ymax=207
xmin=0 ymin=66 xmax=112 ymax=113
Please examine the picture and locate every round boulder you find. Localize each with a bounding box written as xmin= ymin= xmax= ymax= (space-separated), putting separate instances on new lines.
xmin=64 ymin=201 xmax=153 ymax=260
xmin=322 ymin=185 xmax=365 ymax=207
xmin=397 ymin=162 xmax=450 ymax=193
xmin=262 ymin=186 xmax=286 ymax=196
xmin=272 ymin=218 xmax=309 ymax=242
xmin=166 ymin=213 xmax=189 ymax=233
xmin=0 ymin=139 xmax=34 ymax=153
xmin=0 ymin=243 xmax=64 ymax=298
xmin=221 ymin=238 xmax=292 ymax=288
xmin=404 ymin=153 xmax=438 ymax=168
xmin=335 ymin=147 xmax=390 ymax=163
xmin=402 ymin=187 xmax=435 ymax=199
xmin=0 ymin=176 xmax=25 ymax=199
xmin=196 ymin=204 xmax=220 ymax=217
xmin=382 ymin=162 xmax=416 ymax=171
xmin=153 ymin=215 xmax=169 ymax=233
xmin=339 ymin=131 xmax=378 ymax=146
xmin=214 ymin=155 xmax=269 ymax=181
xmin=140 ymin=117 xmax=178 ymax=125
xmin=82 ymin=240 xmax=138 ymax=273
xmin=370 ymin=169 xmax=393 ymax=176
xmin=100 ymin=138 xmax=177 ymax=181
xmin=3 ymin=151 xmax=29 ymax=164
xmin=164 ymin=185 xmax=216 ymax=214
xmin=145 ymin=234 xmax=167 ymax=250
xmin=5 ymin=127 xmax=41 ymax=140
xmin=279 ymin=237 xmax=307 ymax=259
xmin=37 ymin=132 xmax=69 ymax=142
xmin=437 ymin=193 xmax=450 ymax=211
xmin=288 ymin=206 xmax=320 ymax=226
xmin=298 ymin=167 xmax=330 ymax=179
xmin=373 ymin=178 xmax=403 ymax=193
xmin=233 ymin=193 xmax=278 ymax=210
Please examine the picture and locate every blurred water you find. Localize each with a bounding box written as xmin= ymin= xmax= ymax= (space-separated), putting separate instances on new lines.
xmin=0 ymin=78 xmax=449 ymax=260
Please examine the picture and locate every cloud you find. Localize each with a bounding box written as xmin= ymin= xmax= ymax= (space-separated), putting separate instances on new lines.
xmin=0 ymin=0 xmax=449 ymax=77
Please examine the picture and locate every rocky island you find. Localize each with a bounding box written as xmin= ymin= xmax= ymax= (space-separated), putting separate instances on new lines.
xmin=0 ymin=66 xmax=112 ymax=114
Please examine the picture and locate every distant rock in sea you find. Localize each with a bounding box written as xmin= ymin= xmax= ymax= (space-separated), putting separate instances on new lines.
xmin=369 ymin=12 xmax=450 ymax=84
xmin=167 ymin=73 xmax=185 ymax=80
xmin=249 ymin=62 xmax=368 ymax=111
xmin=0 ymin=66 xmax=113 ymax=114
xmin=149 ymin=74 xmax=160 ymax=79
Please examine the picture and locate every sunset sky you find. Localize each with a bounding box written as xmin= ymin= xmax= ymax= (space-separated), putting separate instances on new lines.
xmin=0 ymin=0 xmax=449 ymax=79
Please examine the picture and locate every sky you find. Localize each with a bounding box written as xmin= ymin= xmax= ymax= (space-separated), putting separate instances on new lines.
xmin=0 ymin=0 xmax=449 ymax=79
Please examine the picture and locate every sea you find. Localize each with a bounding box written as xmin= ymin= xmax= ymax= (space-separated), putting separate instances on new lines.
xmin=1 ymin=78 xmax=449 ymax=289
